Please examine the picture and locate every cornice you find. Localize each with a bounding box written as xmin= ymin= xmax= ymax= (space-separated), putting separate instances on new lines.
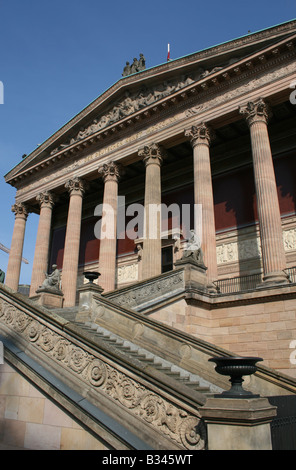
xmin=5 ymin=29 xmax=296 ymax=189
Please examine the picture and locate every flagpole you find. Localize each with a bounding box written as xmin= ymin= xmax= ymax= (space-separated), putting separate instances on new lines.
xmin=167 ymin=43 xmax=170 ymax=61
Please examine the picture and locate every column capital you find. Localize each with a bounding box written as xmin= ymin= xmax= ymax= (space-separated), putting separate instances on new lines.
xmin=65 ymin=177 xmax=87 ymax=196
xmin=36 ymin=191 xmax=56 ymax=209
xmin=184 ymin=122 xmax=214 ymax=147
xmin=138 ymin=142 xmax=166 ymax=167
xmin=98 ymin=161 xmax=121 ymax=183
xmin=239 ymin=98 xmax=272 ymax=127
xmin=11 ymin=203 xmax=29 ymax=220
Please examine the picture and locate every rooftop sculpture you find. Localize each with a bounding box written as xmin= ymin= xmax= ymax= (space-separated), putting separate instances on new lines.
xmin=122 ymin=54 xmax=146 ymax=76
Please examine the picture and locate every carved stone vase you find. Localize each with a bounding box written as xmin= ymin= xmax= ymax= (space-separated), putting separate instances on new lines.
xmin=209 ymin=356 xmax=263 ymax=398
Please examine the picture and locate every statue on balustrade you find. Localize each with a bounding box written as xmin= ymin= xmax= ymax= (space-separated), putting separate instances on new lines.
xmin=38 ymin=264 xmax=61 ymax=292
xmin=182 ymin=230 xmax=206 ymax=267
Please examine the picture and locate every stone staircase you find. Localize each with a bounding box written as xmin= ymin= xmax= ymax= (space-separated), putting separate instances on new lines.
xmin=74 ymin=319 xmax=219 ymax=397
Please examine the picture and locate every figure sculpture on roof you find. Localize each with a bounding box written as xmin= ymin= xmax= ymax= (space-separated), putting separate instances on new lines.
xmin=122 ymin=54 xmax=146 ymax=76
xmin=122 ymin=62 xmax=131 ymax=77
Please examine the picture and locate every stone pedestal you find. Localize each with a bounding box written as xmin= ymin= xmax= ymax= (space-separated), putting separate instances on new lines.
xmin=33 ymin=288 xmax=64 ymax=309
xmin=175 ymin=256 xmax=209 ymax=291
xmin=200 ymin=397 xmax=277 ymax=450
xmin=76 ymin=283 xmax=104 ymax=322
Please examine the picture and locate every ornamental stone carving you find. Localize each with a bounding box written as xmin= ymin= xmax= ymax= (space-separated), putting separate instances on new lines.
xmin=111 ymin=270 xmax=184 ymax=308
xmin=11 ymin=203 xmax=29 ymax=219
xmin=216 ymin=228 xmax=296 ymax=265
xmin=65 ymin=177 xmax=87 ymax=195
xmin=185 ymin=122 xmax=214 ymax=147
xmin=36 ymin=191 xmax=56 ymax=208
xmin=0 ymin=295 xmax=206 ymax=450
xmin=284 ymin=228 xmax=296 ymax=251
xmin=239 ymin=98 xmax=272 ymax=127
xmin=138 ymin=142 xmax=167 ymax=166
xmin=122 ymin=54 xmax=146 ymax=76
xmin=98 ymin=161 xmax=122 ymax=183
xmin=117 ymin=264 xmax=138 ymax=284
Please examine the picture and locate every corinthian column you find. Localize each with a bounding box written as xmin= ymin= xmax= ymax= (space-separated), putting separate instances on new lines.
xmin=62 ymin=177 xmax=86 ymax=307
xmin=5 ymin=203 xmax=29 ymax=291
xmin=98 ymin=162 xmax=121 ymax=292
xmin=240 ymin=99 xmax=288 ymax=285
xmin=185 ymin=123 xmax=217 ymax=284
xmin=138 ymin=143 xmax=166 ymax=279
xmin=29 ymin=191 xmax=56 ymax=296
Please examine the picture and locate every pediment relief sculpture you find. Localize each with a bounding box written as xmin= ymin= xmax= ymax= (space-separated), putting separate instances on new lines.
xmin=50 ymin=61 xmax=234 ymax=156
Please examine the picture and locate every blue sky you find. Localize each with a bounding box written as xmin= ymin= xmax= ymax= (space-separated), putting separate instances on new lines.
xmin=0 ymin=0 xmax=295 ymax=285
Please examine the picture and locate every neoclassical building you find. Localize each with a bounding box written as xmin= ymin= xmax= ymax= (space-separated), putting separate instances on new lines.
xmin=1 ymin=20 xmax=296 ymax=450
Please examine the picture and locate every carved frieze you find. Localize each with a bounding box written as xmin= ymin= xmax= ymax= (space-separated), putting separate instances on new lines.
xmin=116 ymin=264 xmax=138 ymax=284
xmin=216 ymin=228 xmax=296 ymax=264
xmin=111 ymin=270 xmax=184 ymax=309
xmin=49 ymin=60 xmax=237 ymax=156
xmin=0 ymin=295 xmax=205 ymax=449
xmin=186 ymin=62 xmax=296 ymax=119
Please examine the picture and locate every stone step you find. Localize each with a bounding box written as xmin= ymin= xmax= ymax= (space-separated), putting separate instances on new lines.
xmin=75 ymin=321 xmax=214 ymax=395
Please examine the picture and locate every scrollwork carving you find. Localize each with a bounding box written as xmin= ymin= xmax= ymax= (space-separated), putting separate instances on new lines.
xmin=0 ymin=293 xmax=206 ymax=450
xmin=88 ymin=359 xmax=107 ymax=387
xmin=184 ymin=122 xmax=214 ymax=147
xmin=180 ymin=416 xmax=207 ymax=450
xmin=11 ymin=203 xmax=29 ymax=220
xmin=138 ymin=142 xmax=167 ymax=166
xmin=239 ymin=98 xmax=272 ymax=127
xmin=98 ymin=161 xmax=122 ymax=183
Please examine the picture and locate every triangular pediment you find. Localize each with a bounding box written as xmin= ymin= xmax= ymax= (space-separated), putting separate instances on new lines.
xmin=5 ymin=19 xmax=296 ymax=186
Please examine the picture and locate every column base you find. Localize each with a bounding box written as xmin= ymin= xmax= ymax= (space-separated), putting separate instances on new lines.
xmin=258 ymin=270 xmax=290 ymax=288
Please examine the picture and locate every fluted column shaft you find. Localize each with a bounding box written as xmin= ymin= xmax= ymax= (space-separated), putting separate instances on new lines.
xmin=138 ymin=143 xmax=166 ymax=279
xmin=98 ymin=162 xmax=120 ymax=292
xmin=62 ymin=178 xmax=86 ymax=307
xmin=185 ymin=123 xmax=217 ymax=283
xmin=240 ymin=99 xmax=287 ymax=283
xmin=5 ymin=203 xmax=28 ymax=291
xmin=29 ymin=192 xmax=55 ymax=296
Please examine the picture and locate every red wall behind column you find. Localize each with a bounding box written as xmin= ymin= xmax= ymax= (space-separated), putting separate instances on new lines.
xmin=49 ymin=153 xmax=296 ymax=264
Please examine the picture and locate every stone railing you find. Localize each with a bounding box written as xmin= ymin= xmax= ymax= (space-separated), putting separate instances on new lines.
xmin=0 ymin=284 xmax=206 ymax=450
xmin=106 ymin=268 xmax=185 ymax=311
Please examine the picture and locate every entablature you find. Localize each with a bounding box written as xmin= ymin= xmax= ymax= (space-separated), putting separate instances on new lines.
xmin=7 ymin=31 xmax=296 ymax=208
